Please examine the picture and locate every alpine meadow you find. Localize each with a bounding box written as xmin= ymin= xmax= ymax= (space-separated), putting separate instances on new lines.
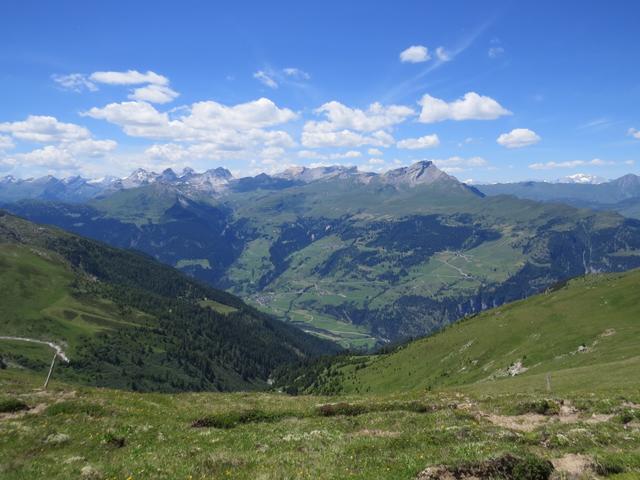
xmin=1 ymin=2 xmax=640 ymax=479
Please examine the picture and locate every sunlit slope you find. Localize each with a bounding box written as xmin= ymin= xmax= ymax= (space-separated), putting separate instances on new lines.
xmin=330 ymin=269 xmax=640 ymax=394
xmin=0 ymin=211 xmax=338 ymax=392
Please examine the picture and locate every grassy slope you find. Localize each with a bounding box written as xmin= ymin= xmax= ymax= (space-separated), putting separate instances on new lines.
xmin=0 ymin=211 xmax=338 ymax=391
xmin=0 ymin=243 xmax=146 ymax=357
xmin=1 ymin=368 xmax=639 ymax=479
xmin=319 ymin=269 xmax=640 ymax=395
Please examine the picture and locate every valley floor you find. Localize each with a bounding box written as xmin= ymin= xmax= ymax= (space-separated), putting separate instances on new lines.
xmin=1 ymin=371 xmax=639 ymax=479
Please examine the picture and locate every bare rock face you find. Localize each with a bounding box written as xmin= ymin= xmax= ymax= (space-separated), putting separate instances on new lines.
xmin=275 ymin=165 xmax=361 ymax=183
xmin=381 ymin=161 xmax=453 ymax=187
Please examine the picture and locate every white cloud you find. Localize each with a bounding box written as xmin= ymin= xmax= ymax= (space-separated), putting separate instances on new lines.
xmin=431 ymin=156 xmax=488 ymax=173
xmin=1 ymin=139 xmax=116 ymax=172
xmin=368 ymin=148 xmax=383 ymax=156
xmin=54 ymin=70 xmax=179 ymax=104
xmin=488 ymin=46 xmax=505 ymax=58
xmin=300 ymin=101 xmax=411 ymax=148
xmin=297 ymin=149 xmax=362 ymax=160
xmin=310 ymin=101 xmax=414 ymax=132
xmin=418 ymin=92 xmax=511 ymax=123
xmin=85 ymin=97 xmax=297 ymax=162
xmin=85 ymin=97 xmax=297 ymax=139
xmin=397 ymin=134 xmax=440 ymax=149
xmin=301 ymin=129 xmax=394 ymax=148
xmin=628 ymin=128 xmax=640 ymax=139
xmin=435 ymin=47 xmax=451 ymax=62
xmin=128 ymin=84 xmax=179 ymax=104
xmin=496 ymin=128 xmax=541 ymax=148
xmin=254 ymin=70 xmax=278 ymax=89
xmin=529 ymin=159 xmax=615 ymax=170
xmin=89 ymin=70 xmax=168 ymax=86
xmin=254 ymin=67 xmax=311 ymax=89
xmin=400 ymin=45 xmax=430 ymax=63
xmin=368 ymin=158 xmax=385 ymax=165
xmin=0 ymin=135 xmax=14 ymax=151
xmin=52 ymin=73 xmax=97 ymax=92
xmin=283 ymin=67 xmax=311 ymax=80
xmin=0 ymin=115 xmax=91 ymax=143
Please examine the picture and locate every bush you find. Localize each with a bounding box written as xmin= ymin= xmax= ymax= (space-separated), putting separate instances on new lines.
xmin=514 ymin=399 xmax=559 ymax=416
xmin=192 ymin=409 xmax=288 ymax=428
xmin=512 ymin=455 xmax=555 ymax=480
xmin=316 ymin=402 xmax=367 ymax=417
xmin=0 ymin=398 xmax=29 ymax=413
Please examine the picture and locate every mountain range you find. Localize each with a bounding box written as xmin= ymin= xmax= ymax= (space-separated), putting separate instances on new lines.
xmin=478 ymin=174 xmax=640 ymax=218
xmin=4 ymin=161 xmax=640 ymax=348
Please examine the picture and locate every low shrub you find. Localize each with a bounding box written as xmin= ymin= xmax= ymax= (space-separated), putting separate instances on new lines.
xmin=511 ymin=455 xmax=555 ymax=480
xmin=45 ymin=401 xmax=106 ymax=417
xmin=514 ymin=399 xmax=559 ymax=416
xmin=192 ymin=409 xmax=288 ymax=428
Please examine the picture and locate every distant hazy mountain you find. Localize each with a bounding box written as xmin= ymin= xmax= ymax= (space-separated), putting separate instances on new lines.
xmin=478 ymin=174 xmax=640 ymax=218
xmin=7 ymin=161 xmax=640 ymax=348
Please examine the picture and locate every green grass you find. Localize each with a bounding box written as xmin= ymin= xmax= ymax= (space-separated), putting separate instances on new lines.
xmin=0 ymin=369 xmax=638 ymax=479
xmin=314 ymin=269 xmax=640 ymax=395
xmin=199 ymin=299 xmax=238 ymax=315
xmin=0 ymin=244 xmax=144 ymax=360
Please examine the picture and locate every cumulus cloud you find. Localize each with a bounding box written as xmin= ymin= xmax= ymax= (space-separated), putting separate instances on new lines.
xmin=418 ymin=92 xmax=511 ymax=123
xmin=368 ymin=148 xmax=383 ymax=156
xmin=53 ymin=69 xmax=179 ymax=104
xmin=301 ymin=129 xmax=394 ymax=148
xmin=496 ymin=128 xmax=541 ymax=148
xmin=89 ymin=70 xmax=168 ymax=86
xmin=0 ymin=136 xmax=116 ymax=172
xmin=529 ymin=159 xmax=615 ymax=170
xmin=400 ymin=45 xmax=430 ymax=63
xmin=301 ymin=101 xmax=412 ymax=148
xmin=85 ymin=97 xmax=297 ymax=160
xmin=397 ymin=134 xmax=440 ymax=149
xmin=628 ymin=128 xmax=640 ymax=139
xmin=311 ymin=101 xmax=414 ymax=132
xmin=0 ymin=115 xmax=91 ymax=143
xmin=0 ymin=135 xmax=15 ymax=151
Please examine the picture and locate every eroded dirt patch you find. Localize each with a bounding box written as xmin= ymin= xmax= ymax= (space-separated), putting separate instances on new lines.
xmin=551 ymin=454 xmax=593 ymax=477
xmin=416 ymin=453 xmax=554 ymax=480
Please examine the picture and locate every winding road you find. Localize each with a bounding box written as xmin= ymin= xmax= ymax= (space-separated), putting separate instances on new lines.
xmin=0 ymin=336 xmax=69 ymax=363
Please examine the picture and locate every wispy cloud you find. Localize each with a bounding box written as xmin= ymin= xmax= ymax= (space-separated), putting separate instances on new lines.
xmin=253 ymin=66 xmax=311 ymax=89
xmin=383 ymin=18 xmax=496 ymax=102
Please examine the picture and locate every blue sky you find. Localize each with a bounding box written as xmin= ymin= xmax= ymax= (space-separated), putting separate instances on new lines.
xmin=0 ymin=0 xmax=639 ymax=182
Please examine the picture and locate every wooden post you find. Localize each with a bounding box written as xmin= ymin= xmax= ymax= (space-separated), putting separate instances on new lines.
xmin=43 ymin=353 xmax=57 ymax=390
xmin=545 ymin=374 xmax=552 ymax=393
